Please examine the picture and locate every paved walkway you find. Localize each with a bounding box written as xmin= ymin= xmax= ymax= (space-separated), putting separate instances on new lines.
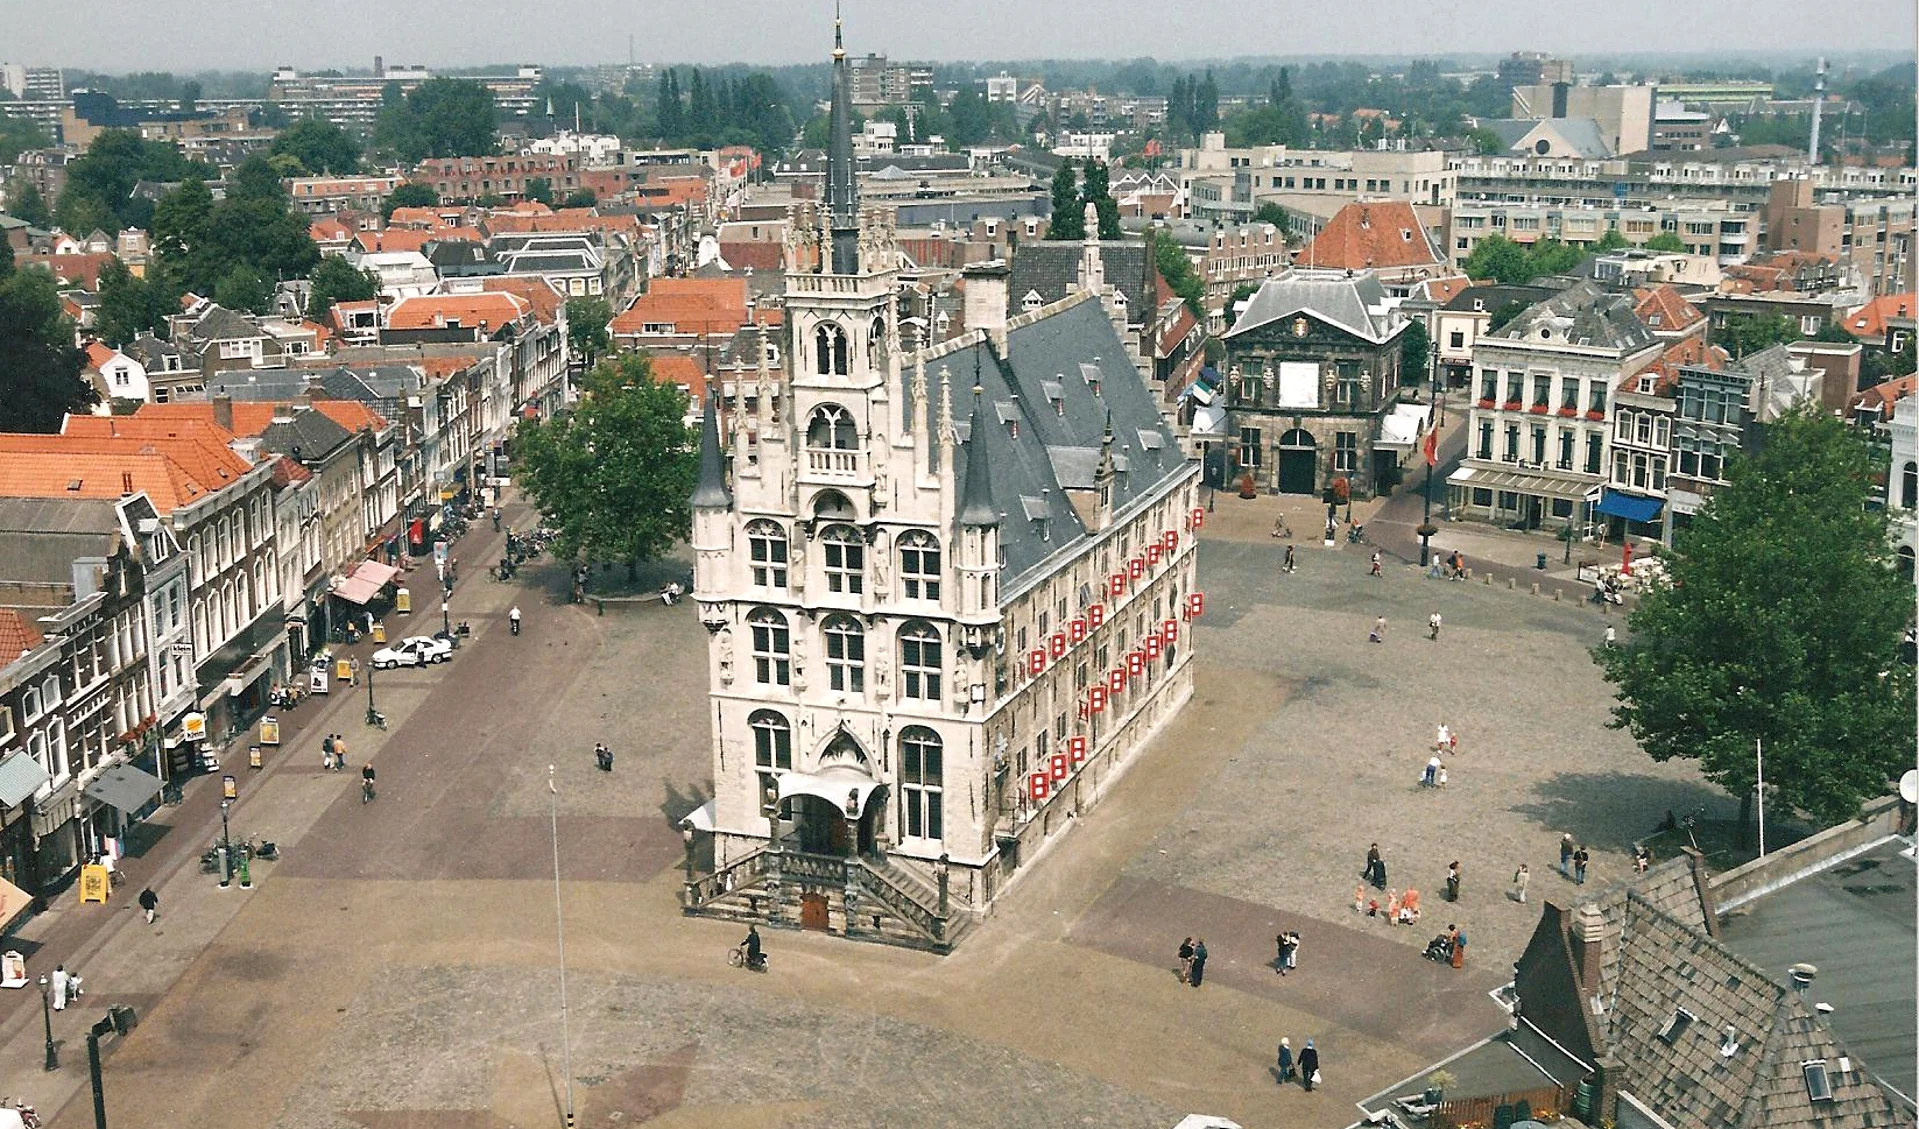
xmin=0 ymin=472 xmax=1729 ymax=1129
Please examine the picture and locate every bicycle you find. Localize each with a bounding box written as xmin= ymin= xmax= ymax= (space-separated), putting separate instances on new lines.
xmin=361 ymin=778 xmax=376 ymax=804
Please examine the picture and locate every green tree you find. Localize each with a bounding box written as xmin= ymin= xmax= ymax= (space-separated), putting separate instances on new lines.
xmin=0 ymin=263 xmax=94 ymax=431
xmin=305 ymin=254 xmax=380 ymax=320
xmin=1592 ymin=228 xmax=1631 ymax=252
xmin=213 ymin=264 xmax=272 ymax=314
xmin=1461 ymin=234 xmax=1533 ymax=284
xmin=1644 ymin=232 xmax=1687 ymax=253
xmin=1526 ymin=237 xmax=1583 ymax=277
xmin=1081 ymin=159 xmax=1121 ymax=240
xmin=514 ymin=353 xmax=698 ymax=578
xmin=0 ymin=115 xmax=48 ymax=165
xmin=1047 ymin=160 xmax=1083 ymax=240
xmin=96 ymin=257 xmax=174 ymax=346
xmin=560 ymin=187 xmax=597 ymax=209
xmin=1716 ymin=313 xmax=1800 ymax=359
xmin=564 ymin=296 xmax=612 ymax=371
xmin=5 ymin=179 xmax=51 ymax=228
xmin=381 ymin=182 xmax=438 ymax=220
xmin=150 ymin=177 xmax=215 ymax=288
xmin=56 ymin=129 xmax=208 ymax=233
xmin=1596 ymin=406 xmax=1913 ymax=826
xmin=1252 ymin=201 xmax=1291 ymax=231
xmin=1489 ymin=299 xmax=1528 ymax=334
xmin=1401 ymin=319 xmax=1432 ymax=386
xmin=1148 ymin=227 xmax=1204 ymax=320
xmin=1466 ymin=127 xmax=1504 ymax=155
xmin=374 ymin=78 xmax=497 ymax=163
xmin=524 ymin=176 xmax=553 ymax=205
xmin=270 ymin=117 xmax=361 ymax=175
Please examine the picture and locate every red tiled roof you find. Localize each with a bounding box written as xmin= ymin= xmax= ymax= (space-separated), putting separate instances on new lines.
xmin=1303 ymin=201 xmax=1442 ymax=273
xmin=353 ymin=229 xmax=433 ymax=254
xmin=477 ymin=276 xmax=565 ymax=325
xmin=19 ymin=252 xmax=118 ymax=291
xmin=1631 ymin=336 xmax=1728 ymax=395
xmin=63 ymin=414 xmax=241 ymax=447
xmin=385 ymin=293 xmax=530 ymax=332
xmin=1844 ymin=292 xmax=1915 ymax=341
xmin=611 ymin=278 xmax=754 ymax=337
xmin=1849 ymin=374 xmax=1919 ymax=414
xmin=1633 ymin=285 xmax=1705 ymax=334
xmin=1417 ymin=276 xmax=1475 ymax=304
xmin=0 ymin=608 xmax=46 ymax=660
xmin=0 ymin=431 xmax=257 ymax=511
xmin=83 ymin=341 xmax=118 ymax=370
xmin=269 ymin=454 xmax=313 ymax=488
xmin=135 ymin=400 xmax=389 ymax=436
xmin=717 ymin=241 xmax=785 ymax=272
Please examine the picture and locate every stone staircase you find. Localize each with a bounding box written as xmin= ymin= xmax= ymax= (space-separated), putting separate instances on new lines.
xmin=683 ymin=847 xmax=968 ymax=953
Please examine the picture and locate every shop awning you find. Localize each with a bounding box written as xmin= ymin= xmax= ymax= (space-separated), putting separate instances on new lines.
xmin=353 ymin=560 xmax=400 ymax=588
xmin=225 ymin=652 xmax=276 ymax=696
xmin=1189 ymin=404 xmax=1229 ymax=439
xmin=82 ymin=763 xmax=163 ymax=814
xmin=776 ymin=766 xmax=883 ymax=816
xmin=1596 ymin=490 xmax=1664 ymax=524
xmin=1375 ymin=402 xmax=1434 ymax=451
xmin=680 ymin=799 xmax=717 ymax=833
xmin=0 ymin=875 xmax=31 ymax=933
xmin=1447 ymin=464 xmax=1599 ymax=503
xmin=331 ymin=560 xmax=401 ymax=605
xmin=0 ymin=750 xmax=50 ymax=808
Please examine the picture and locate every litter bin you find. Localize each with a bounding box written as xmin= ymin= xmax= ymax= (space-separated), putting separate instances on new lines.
xmin=1536 ymin=552 xmax=1548 ymax=570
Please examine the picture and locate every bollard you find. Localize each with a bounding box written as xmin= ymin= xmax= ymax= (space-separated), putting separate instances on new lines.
xmin=1508 ymin=576 xmax=1516 ymax=590
xmin=1530 ymin=582 xmax=1540 ymax=596
xmin=1554 ymin=588 xmax=1563 ymax=601
xmin=1483 ymin=571 xmax=1491 ymax=585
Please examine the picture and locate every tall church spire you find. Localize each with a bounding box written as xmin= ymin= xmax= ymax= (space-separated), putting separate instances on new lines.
xmin=824 ymin=4 xmax=861 ymax=275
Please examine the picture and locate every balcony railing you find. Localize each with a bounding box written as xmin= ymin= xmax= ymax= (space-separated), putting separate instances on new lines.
xmin=806 ymin=449 xmax=861 ymax=475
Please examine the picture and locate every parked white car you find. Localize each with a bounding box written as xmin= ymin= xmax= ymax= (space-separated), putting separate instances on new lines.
xmin=370 ymin=635 xmax=454 ymax=669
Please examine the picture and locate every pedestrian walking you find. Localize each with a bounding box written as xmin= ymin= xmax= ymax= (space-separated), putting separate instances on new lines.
xmin=1369 ymin=551 xmax=1383 ymax=577
xmin=1298 ymin=1039 xmax=1320 ymax=1091
xmin=1189 ymin=938 xmax=1208 ymax=987
xmin=1428 ymin=611 xmax=1441 ymax=640
xmin=1422 ymin=755 xmax=1441 ymax=788
xmin=1448 ymin=549 xmax=1465 ymax=580
xmin=51 ymin=964 xmax=70 ymax=1010
xmin=1283 ymin=544 xmax=1296 ymax=573
xmin=1449 ymin=925 xmax=1468 ymax=969
xmin=595 ymin=742 xmax=614 ymax=772
xmin=1177 ymin=936 xmax=1195 ymax=983
xmin=1573 ymin=845 xmax=1590 ymax=885
xmin=1276 ymin=1038 xmax=1294 ymax=1084
xmin=1283 ymin=931 xmax=1300 ymax=972
xmin=1559 ymin=833 xmax=1575 ymax=878
xmin=1364 ymin=843 xmax=1384 ymax=889
xmin=333 ymin=735 xmax=347 ymax=771
xmin=1369 ymin=615 xmax=1386 ymax=644
xmin=322 ymin=733 xmax=335 ymax=771
xmin=1446 ymin=861 xmax=1462 ymax=903
xmin=138 ymin=886 xmax=158 ymax=924
xmin=348 ymin=657 xmax=361 ymax=686
xmin=1511 ymin=863 xmax=1530 ymax=903
xmin=492 ymin=507 xmax=502 ymax=532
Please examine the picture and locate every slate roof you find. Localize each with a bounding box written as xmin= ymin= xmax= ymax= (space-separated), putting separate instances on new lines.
xmin=1226 ymin=267 xmax=1407 ymax=344
xmin=1492 ymin=280 xmax=1655 ymax=353
xmin=1005 ymin=241 xmax=1155 ymax=324
xmin=1442 ymin=283 xmax=1558 ymax=314
xmin=914 ymin=295 xmax=1187 ymax=595
xmin=185 ymin=304 xmax=266 ymax=343
xmin=0 ymin=496 xmax=122 ymax=588
xmin=257 ymin=409 xmax=357 ymax=462
xmin=1485 ymin=116 xmax=1613 ymax=158
xmin=1513 ymin=855 xmax=1907 ymax=1129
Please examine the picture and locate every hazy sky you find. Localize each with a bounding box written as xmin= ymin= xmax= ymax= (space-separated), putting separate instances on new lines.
xmin=1 ymin=0 xmax=1911 ymax=72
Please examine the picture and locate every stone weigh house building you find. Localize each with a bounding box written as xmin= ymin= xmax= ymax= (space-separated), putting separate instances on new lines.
xmin=681 ymin=18 xmax=1201 ymax=950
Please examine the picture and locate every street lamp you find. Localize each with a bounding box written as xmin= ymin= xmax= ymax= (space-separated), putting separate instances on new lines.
xmin=1418 ymin=339 xmax=1441 ymax=567
xmin=441 ymin=599 xmax=451 ymax=638
xmin=547 ymin=765 xmax=576 ymax=1129
xmin=364 ymin=658 xmax=378 ymax=728
xmin=40 ymin=972 xmax=57 ymax=1070
xmin=218 ymin=797 xmax=234 ymax=888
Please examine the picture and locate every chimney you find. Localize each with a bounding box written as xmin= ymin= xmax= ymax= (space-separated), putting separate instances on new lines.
xmin=212 ymin=392 xmax=233 ymax=433
xmin=1789 ymin=963 xmax=1818 ymax=998
xmin=120 ymin=471 xmax=134 ymax=496
xmin=962 ymin=260 xmax=1010 ymax=335
xmin=1573 ymin=903 xmax=1607 ymax=995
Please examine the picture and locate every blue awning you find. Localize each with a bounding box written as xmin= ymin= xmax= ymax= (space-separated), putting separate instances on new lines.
xmin=1596 ymin=490 xmax=1663 ymax=524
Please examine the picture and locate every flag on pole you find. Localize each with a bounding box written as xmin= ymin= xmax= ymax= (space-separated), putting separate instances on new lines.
xmin=1423 ymin=425 xmax=1439 ymax=467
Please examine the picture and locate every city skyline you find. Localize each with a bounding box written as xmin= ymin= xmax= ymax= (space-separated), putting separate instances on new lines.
xmin=0 ymin=0 xmax=1912 ymax=73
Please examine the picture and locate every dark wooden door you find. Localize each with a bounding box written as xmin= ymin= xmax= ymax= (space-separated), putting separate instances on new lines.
xmin=799 ymin=892 xmax=829 ymax=931
xmin=1278 ymin=449 xmax=1316 ymax=495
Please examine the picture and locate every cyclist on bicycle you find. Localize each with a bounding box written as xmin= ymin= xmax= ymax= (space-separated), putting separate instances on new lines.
xmin=361 ymin=763 xmax=376 ymax=802
xmin=742 ymin=925 xmax=762 ymax=970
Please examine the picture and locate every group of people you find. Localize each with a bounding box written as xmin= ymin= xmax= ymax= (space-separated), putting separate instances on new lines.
xmin=1274 ymin=1037 xmax=1321 ymax=1091
xmin=1355 ymin=884 xmax=1422 ymax=927
xmin=1422 ymin=924 xmax=1469 ymax=968
xmin=594 ymin=742 xmax=615 ymax=772
xmin=320 ymin=733 xmax=350 ymax=772
xmin=1175 ymin=937 xmax=1209 ymax=986
xmin=1559 ymin=834 xmax=1592 ymax=885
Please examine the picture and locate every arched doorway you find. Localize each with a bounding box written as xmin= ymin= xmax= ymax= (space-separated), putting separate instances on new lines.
xmin=1277 ymin=428 xmax=1317 ymax=495
xmin=1899 ymin=545 xmax=1914 ymax=583
xmin=785 ymin=732 xmax=884 ymax=857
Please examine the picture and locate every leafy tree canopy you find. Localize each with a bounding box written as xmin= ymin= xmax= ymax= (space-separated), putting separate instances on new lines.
xmin=1047 ymin=160 xmax=1082 ymax=241
xmin=1149 ymin=227 xmax=1204 ymax=321
xmin=270 ymin=117 xmax=361 ymax=175
xmin=213 ymin=263 xmax=272 ymax=315
xmin=374 ymin=78 xmax=498 ymax=163
xmin=0 ymin=115 xmax=48 ymax=165
xmin=96 ymin=256 xmax=176 ymax=346
xmin=564 ymin=296 xmax=612 ymax=371
xmin=56 ymin=130 xmax=212 ymax=233
xmin=0 ymin=263 xmax=94 ymax=431
xmin=382 ymin=182 xmax=439 ymax=220
xmin=306 ymin=254 xmax=380 ymax=320
xmin=4 ymin=178 xmax=51 ymax=228
xmin=514 ymin=353 xmax=699 ymax=575
xmin=1597 ymin=406 xmax=1913 ymax=826
xmin=1461 ymin=234 xmax=1586 ymax=286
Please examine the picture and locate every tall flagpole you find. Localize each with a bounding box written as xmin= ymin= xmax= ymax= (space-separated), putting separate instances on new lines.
xmin=1755 ymin=739 xmax=1766 ymax=858
xmin=549 ymin=765 xmax=575 ymax=1128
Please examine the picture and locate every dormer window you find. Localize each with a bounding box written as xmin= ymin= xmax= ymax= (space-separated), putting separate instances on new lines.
xmin=1656 ymin=1009 xmax=1695 ymax=1046
xmin=1803 ymin=1061 xmax=1833 ymax=1102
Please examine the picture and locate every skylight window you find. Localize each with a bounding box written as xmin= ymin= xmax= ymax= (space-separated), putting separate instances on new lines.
xmin=1655 ymin=1009 xmax=1694 ymax=1045
xmin=1803 ymin=1061 xmax=1833 ymax=1102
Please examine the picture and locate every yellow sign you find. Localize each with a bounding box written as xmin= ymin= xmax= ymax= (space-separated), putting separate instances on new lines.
xmin=371 ymin=623 xmax=386 ymax=644
xmin=259 ymin=717 xmax=280 ymax=746
xmin=336 ymin=658 xmax=353 ymax=681
xmin=222 ymin=774 xmax=237 ymax=801
xmin=396 ymin=587 xmax=412 ymax=614
xmin=182 ymin=711 xmax=207 ymax=742
xmin=79 ymin=864 xmax=110 ymax=904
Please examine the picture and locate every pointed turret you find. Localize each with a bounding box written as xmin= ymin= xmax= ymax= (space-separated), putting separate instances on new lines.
xmin=958 ymin=393 xmax=998 ymax=528
xmin=824 ymin=9 xmax=861 ymax=275
xmin=690 ymin=394 xmax=731 ymax=509
xmin=1093 ymin=408 xmax=1117 ymax=528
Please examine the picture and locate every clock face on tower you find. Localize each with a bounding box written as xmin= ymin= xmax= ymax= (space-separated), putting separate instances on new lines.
xmin=1291 ymin=316 xmax=1309 ymax=338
